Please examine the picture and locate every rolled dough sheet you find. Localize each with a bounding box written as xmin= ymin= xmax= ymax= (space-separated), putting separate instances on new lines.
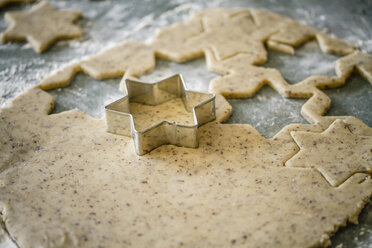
xmin=0 ymin=87 xmax=371 ymax=248
xmin=0 ymin=7 xmax=371 ymax=248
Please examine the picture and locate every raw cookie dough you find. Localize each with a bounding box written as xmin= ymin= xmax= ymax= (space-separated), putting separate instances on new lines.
xmin=150 ymin=8 xmax=365 ymax=128
xmin=0 ymin=87 xmax=371 ymax=248
xmin=128 ymin=92 xmax=230 ymax=126
xmin=40 ymin=8 xmax=355 ymax=89
xmin=1 ymin=7 xmax=371 ymax=248
xmin=266 ymin=40 xmax=295 ymax=55
xmin=215 ymin=93 xmax=232 ymax=123
xmin=39 ymin=41 xmax=156 ymax=90
xmin=286 ymin=119 xmax=372 ymax=187
xmin=0 ymin=0 xmax=33 ymax=8
xmin=336 ymin=52 xmax=372 ymax=83
xmin=130 ymin=98 xmax=195 ymax=131
xmin=38 ymin=8 xmax=363 ymax=127
xmin=1 ymin=1 xmax=82 ymax=52
xmin=150 ymin=8 xmax=355 ymax=63
xmin=206 ymin=48 xmax=372 ymax=126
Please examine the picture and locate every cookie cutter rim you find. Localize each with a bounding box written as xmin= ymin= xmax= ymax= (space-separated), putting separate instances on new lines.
xmin=105 ymin=74 xmax=216 ymax=155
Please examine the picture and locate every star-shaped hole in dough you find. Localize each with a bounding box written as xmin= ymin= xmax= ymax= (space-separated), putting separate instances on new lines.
xmin=1 ymin=1 xmax=82 ymax=52
xmin=286 ymin=119 xmax=372 ymax=186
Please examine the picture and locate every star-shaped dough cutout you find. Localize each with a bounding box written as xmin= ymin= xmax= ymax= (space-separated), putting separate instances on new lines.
xmin=286 ymin=119 xmax=372 ymax=186
xmin=1 ymin=1 xmax=82 ymax=52
xmin=0 ymin=0 xmax=33 ymax=8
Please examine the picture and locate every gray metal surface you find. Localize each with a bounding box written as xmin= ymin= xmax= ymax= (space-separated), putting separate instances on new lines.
xmin=0 ymin=0 xmax=371 ymax=247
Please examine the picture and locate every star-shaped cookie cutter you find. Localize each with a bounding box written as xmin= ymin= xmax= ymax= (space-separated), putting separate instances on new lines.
xmin=105 ymin=74 xmax=216 ymax=155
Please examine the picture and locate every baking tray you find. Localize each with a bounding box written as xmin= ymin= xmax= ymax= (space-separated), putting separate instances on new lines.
xmin=0 ymin=0 xmax=371 ymax=247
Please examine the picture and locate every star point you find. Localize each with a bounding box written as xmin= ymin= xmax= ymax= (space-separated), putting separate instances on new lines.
xmin=286 ymin=119 xmax=372 ymax=186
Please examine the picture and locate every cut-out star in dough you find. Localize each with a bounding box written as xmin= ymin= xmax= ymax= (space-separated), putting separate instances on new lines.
xmin=1 ymin=1 xmax=82 ymax=52
xmin=0 ymin=0 xmax=33 ymax=8
xmin=286 ymin=119 xmax=372 ymax=186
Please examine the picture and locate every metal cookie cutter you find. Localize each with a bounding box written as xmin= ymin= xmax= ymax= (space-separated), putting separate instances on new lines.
xmin=105 ymin=74 xmax=216 ymax=155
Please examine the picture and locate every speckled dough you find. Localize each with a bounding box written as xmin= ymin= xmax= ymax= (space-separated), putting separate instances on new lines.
xmin=130 ymin=98 xmax=194 ymax=130
xmin=286 ymin=119 xmax=372 ymax=187
xmin=1 ymin=7 xmax=372 ymax=248
xmin=0 ymin=87 xmax=371 ymax=248
xmin=150 ymin=8 xmax=356 ymax=63
xmin=39 ymin=41 xmax=156 ymax=90
xmin=1 ymin=1 xmax=82 ymax=52
xmin=38 ymin=8 xmax=365 ymax=126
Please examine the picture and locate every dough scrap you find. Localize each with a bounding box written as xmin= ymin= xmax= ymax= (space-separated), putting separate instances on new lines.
xmin=316 ymin=33 xmax=356 ymax=56
xmin=336 ymin=51 xmax=372 ymax=82
xmin=40 ymin=8 xmax=355 ymax=89
xmin=207 ymin=48 xmax=372 ymax=126
xmin=0 ymin=87 xmax=371 ymax=248
xmin=207 ymin=53 xmax=289 ymax=98
xmin=38 ymin=8 xmax=365 ymax=128
xmin=151 ymin=8 xmax=355 ymax=63
xmin=215 ymin=93 xmax=232 ymax=123
xmin=0 ymin=0 xmax=33 ymax=8
xmin=286 ymin=119 xmax=372 ymax=187
xmin=150 ymin=8 xmax=360 ymax=127
xmin=151 ymin=9 xmax=268 ymax=63
xmin=39 ymin=41 xmax=156 ymax=90
xmin=266 ymin=40 xmax=294 ymax=55
xmin=150 ymin=17 xmax=204 ymax=62
xmin=1 ymin=1 xmax=82 ymax=52
xmin=39 ymin=42 xmax=232 ymax=123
